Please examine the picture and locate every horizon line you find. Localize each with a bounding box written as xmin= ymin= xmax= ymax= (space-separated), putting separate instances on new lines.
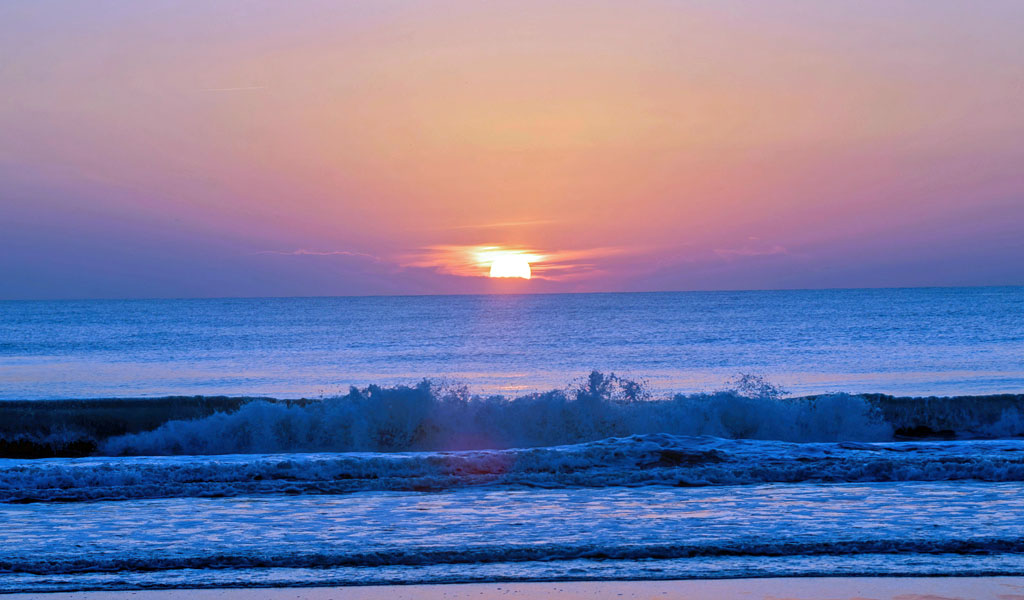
xmin=1 ymin=284 xmax=1021 ymax=303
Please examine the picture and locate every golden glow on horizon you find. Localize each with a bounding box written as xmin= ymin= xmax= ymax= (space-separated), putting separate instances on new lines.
xmin=402 ymin=245 xmax=631 ymax=283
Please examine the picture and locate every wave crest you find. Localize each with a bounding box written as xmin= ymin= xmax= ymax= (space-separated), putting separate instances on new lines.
xmin=99 ymin=374 xmax=892 ymax=455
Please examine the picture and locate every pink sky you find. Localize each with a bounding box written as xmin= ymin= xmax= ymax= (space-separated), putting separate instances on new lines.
xmin=1 ymin=1 xmax=1022 ymax=298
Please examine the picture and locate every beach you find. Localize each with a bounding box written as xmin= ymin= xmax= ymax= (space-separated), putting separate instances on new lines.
xmin=9 ymin=578 xmax=1024 ymax=600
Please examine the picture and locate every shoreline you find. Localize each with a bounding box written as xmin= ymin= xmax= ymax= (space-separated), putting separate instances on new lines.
xmin=6 ymin=577 xmax=1024 ymax=599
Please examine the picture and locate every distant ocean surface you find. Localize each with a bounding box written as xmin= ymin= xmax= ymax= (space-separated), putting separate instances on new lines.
xmin=2 ymin=287 xmax=1024 ymax=593
xmin=2 ymin=287 xmax=1023 ymax=399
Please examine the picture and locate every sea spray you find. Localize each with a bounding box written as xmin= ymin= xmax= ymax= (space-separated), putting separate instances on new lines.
xmin=3 ymin=373 xmax=1022 ymax=459
xmin=96 ymin=373 xmax=892 ymax=455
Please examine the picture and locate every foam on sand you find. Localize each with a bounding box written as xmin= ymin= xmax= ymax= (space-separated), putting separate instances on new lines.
xmin=1 ymin=577 xmax=1022 ymax=600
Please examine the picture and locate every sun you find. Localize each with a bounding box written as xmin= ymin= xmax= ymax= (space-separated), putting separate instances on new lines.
xmin=489 ymin=253 xmax=532 ymax=279
xmin=468 ymin=246 xmax=539 ymax=279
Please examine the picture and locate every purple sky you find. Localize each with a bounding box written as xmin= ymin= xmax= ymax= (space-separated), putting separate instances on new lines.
xmin=1 ymin=1 xmax=1023 ymax=299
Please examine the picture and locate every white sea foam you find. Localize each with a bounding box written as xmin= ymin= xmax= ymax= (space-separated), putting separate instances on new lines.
xmin=94 ymin=378 xmax=1024 ymax=457
xmin=4 ymin=375 xmax=1022 ymax=459
xmin=96 ymin=376 xmax=898 ymax=456
xmin=5 ymin=538 xmax=1024 ymax=574
xmin=5 ymin=481 xmax=1024 ymax=591
xmin=5 ymin=435 xmax=1024 ymax=502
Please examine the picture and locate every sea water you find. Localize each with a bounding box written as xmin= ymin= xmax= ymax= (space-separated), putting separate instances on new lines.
xmin=2 ymin=287 xmax=1022 ymax=400
xmin=1 ymin=287 xmax=1023 ymax=593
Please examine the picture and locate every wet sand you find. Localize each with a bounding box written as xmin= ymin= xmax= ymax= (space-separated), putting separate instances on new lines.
xmin=9 ymin=577 xmax=1024 ymax=600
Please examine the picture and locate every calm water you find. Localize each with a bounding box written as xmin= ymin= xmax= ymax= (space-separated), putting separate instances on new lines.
xmin=1 ymin=287 xmax=1022 ymax=399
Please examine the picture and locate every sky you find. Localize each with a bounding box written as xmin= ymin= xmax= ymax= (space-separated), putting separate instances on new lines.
xmin=1 ymin=0 xmax=1023 ymax=299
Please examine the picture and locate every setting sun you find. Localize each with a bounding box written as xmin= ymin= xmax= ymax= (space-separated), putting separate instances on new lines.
xmin=403 ymin=245 xmax=546 ymax=282
xmin=488 ymin=253 xmax=532 ymax=279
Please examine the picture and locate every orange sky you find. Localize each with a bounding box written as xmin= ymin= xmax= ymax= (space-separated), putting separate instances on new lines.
xmin=1 ymin=1 xmax=1023 ymax=297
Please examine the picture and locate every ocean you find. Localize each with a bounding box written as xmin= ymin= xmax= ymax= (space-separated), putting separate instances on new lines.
xmin=1 ymin=287 xmax=1023 ymax=593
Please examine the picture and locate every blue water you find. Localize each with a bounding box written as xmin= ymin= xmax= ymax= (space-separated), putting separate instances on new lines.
xmin=1 ymin=287 xmax=1022 ymax=399
xmin=2 ymin=287 xmax=1024 ymax=593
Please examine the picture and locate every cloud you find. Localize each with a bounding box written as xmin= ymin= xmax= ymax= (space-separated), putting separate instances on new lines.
xmin=714 ymin=243 xmax=788 ymax=260
xmin=446 ymin=219 xmax=559 ymax=230
xmin=200 ymin=86 xmax=267 ymax=92
xmin=256 ymin=249 xmax=381 ymax=261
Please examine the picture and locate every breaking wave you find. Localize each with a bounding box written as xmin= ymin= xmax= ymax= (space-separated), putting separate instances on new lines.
xmin=100 ymin=378 xmax=897 ymax=456
xmin=3 ymin=373 xmax=1024 ymax=459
